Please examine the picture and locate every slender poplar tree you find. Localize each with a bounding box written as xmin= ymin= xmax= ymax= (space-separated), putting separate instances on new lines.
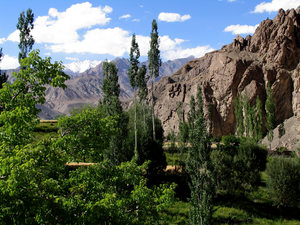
xmin=17 ymin=8 xmax=34 ymax=65
xmin=128 ymin=34 xmax=140 ymax=159
xmin=266 ymin=82 xmax=276 ymax=149
xmin=101 ymin=61 xmax=128 ymax=165
xmin=137 ymin=65 xmax=148 ymax=128
xmin=234 ymin=94 xmax=244 ymax=137
xmin=148 ymin=19 xmax=162 ymax=140
xmin=186 ymin=86 xmax=214 ymax=225
xmin=255 ymin=95 xmax=263 ymax=141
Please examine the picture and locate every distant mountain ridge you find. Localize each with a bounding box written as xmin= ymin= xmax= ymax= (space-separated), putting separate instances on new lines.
xmin=64 ymin=60 xmax=103 ymax=76
xmin=39 ymin=56 xmax=195 ymax=119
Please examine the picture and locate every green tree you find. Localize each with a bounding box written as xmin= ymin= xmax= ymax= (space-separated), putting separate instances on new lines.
xmin=128 ymin=34 xmax=141 ymax=158
xmin=126 ymin=103 xmax=167 ymax=175
xmin=17 ymin=8 xmax=35 ymax=65
xmin=186 ymin=86 xmax=214 ymax=225
xmin=208 ymin=102 xmax=213 ymax=138
xmin=211 ymin=137 xmax=267 ymax=196
xmin=278 ymin=120 xmax=285 ymax=148
xmin=177 ymin=101 xmax=189 ymax=166
xmin=100 ymin=60 xmax=129 ymax=166
xmin=266 ymin=157 xmax=300 ymax=207
xmin=243 ymin=92 xmax=253 ymax=137
xmin=0 ymin=48 xmax=8 ymax=89
xmin=234 ymin=94 xmax=244 ymax=137
xmin=255 ymin=95 xmax=263 ymax=141
xmin=0 ymin=48 xmax=176 ymax=224
xmin=148 ymin=19 xmax=162 ymax=140
xmin=266 ymin=82 xmax=276 ymax=149
xmin=0 ymin=50 xmax=69 ymax=148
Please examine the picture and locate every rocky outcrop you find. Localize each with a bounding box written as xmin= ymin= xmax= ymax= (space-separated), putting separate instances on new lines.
xmin=135 ymin=6 xmax=300 ymax=149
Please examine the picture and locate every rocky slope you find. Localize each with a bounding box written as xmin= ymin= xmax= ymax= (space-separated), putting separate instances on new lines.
xmin=40 ymin=56 xmax=194 ymax=117
xmin=134 ymin=6 xmax=300 ymax=150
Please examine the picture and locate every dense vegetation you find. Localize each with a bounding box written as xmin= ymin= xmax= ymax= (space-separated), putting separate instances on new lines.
xmin=1 ymin=8 xmax=300 ymax=225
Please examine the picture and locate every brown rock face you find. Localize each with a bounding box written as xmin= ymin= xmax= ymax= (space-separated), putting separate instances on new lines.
xmin=137 ymin=6 xmax=300 ymax=139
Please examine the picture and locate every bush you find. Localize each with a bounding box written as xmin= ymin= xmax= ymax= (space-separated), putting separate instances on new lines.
xmin=211 ymin=137 xmax=267 ymax=196
xmin=266 ymin=157 xmax=300 ymax=207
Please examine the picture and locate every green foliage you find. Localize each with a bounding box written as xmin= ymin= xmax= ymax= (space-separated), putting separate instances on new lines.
xmin=0 ymin=50 xmax=69 ymax=148
xmin=69 ymin=103 xmax=96 ymax=117
xmin=266 ymin=82 xmax=276 ymax=144
xmin=57 ymin=108 xmax=117 ymax=162
xmin=126 ymin=103 xmax=167 ymax=174
xmin=211 ymin=137 xmax=267 ymax=196
xmin=254 ymin=95 xmax=263 ymax=141
xmin=0 ymin=48 xmax=8 ymax=89
xmin=148 ymin=19 xmax=162 ymax=140
xmin=0 ymin=141 xmax=176 ymax=224
xmin=266 ymin=157 xmax=300 ymax=207
xmin=234 ymin=94 xmax=244 ymax=137
xmin=17 ymin=8 xmax=35 ymax=65
xmin=100 ymin=60 xmax=129 ymax=166
xmin=186 ymin=86 xmax=214 ymax=225
xmin=101 ymin=60 xmax=122 ymax=117
xmin=278 ymin=120 xmax=285 ymax=139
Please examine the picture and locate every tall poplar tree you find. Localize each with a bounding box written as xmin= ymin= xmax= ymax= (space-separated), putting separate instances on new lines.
xmin=101 ymin=61 xmax=128 ymax=165
xmin=186 ymin=86 xmax=214 ymax=225
xmin=17 ymin=8 xmax=34 ymax=65
xmin=128 ymin=34 xmax=141 ymax=159
xmin=148 ymin=19 xmax=162 ymax=140
xmin=255 ymin=95 xmax=263 ymax=141
xmin=266 ymin=82 xmax=276 ymax=149
xmin=234 ymin=94 xmax=244 ymax=137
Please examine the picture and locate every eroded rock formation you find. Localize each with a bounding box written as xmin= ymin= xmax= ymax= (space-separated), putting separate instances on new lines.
xmin=134 ymin=6 xmax=300 ymax=145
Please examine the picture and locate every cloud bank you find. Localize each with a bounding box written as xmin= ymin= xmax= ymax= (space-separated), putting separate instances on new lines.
xmin=253 ymin=0 xmax=300 ymax=13
xmin=224 ymin=24 xmax=259 ymax=35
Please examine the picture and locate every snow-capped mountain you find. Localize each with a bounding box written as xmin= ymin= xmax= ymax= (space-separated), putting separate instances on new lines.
xmin=64 ymin=60 xmax=102 ymax=76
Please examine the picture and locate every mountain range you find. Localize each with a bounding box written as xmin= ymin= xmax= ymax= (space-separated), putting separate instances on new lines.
xmin=37 ymin=55 xmax=194 ymax=118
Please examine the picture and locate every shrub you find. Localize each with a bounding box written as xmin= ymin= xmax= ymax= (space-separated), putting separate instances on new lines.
xmin=211 ymin=137 xmax=267 ymax=196
xmin=266 ymin=157 xmax=300 ymax=207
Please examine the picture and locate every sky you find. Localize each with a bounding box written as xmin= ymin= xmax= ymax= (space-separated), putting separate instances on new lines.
xmin=1 ymin=0 xmax=300 ymax=69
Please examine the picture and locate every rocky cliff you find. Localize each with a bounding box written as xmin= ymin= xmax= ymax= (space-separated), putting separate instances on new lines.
xmin=138 ymin=6 xmax=300 ymax=149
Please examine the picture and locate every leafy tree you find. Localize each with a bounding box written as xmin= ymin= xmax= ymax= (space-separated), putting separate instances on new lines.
xmin=243 ymin=92 xmax=253 ymax=137
xmin=254 ymin=95 xmax=263 ymax=141
xmin=148 ymin=19 xmax=162 ymax=140
xmin=177 ymin=101 xmax=189 ymax=166
xmin=57 ymin=108 xmax=117 ymax=162
xmin=188 ymin=95 xmax=196 ymax=129
xmin=211 ymin=137 xmax=267 ymax=196
xmin=17 ymin=8 xmax=35 ymax=65
xmin=100 ymin=60 xmax=129 ymax=166
xmin=186 ymin=86 xmax=214 ymax=225
xmin=234 ymin=94 xmax=244 ymax=137
xmin=0 ymin=48 xmax=8 ymax=89
xmin=208 ymin=102 xmax=213 ymax=138
xmin=0 ymin=50 xmax=69 ymax=148
xmin=128 ymin=34 xmax=141 ymax=158
xmin=0 ymin=141 xmax=176 ymax=224
xmin=266 ymin=82 xmax=276 ymax=149
xmin=0 ymin=48 xmax=176 ymax=224
xmin=266 ymin=157 xmax=300 ymax=207
xmin=126 ymin=103 xmax=167 ymax=175
xmin=278 ymin=120 xmax=285 ymax=148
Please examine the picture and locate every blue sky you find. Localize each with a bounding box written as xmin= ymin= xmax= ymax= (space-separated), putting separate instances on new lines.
xmin=1 ymin=0 xmax=300 ymax=69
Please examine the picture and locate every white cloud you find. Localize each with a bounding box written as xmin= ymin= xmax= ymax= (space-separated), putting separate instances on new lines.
xmin=132 ymin=19 xmax=140 ymax=22
xmin=49 ymin=27 xmax=132 ymax=57
xmin=0 ymin=38 xmax=6 ymax=44
xmin=228 ymin=0 xmax=237 ymax=2
xmin=7 ymin=2 xmax=112 ymax=44
xmin=252 ymin=0 xmax=300 ymax=13
xmin=119 ymin=14 xmax=131 ymax=19
xmin=162 ymin=45 xmax=214 ymax=61
xmin=158 ymin=12 xmax=191 ymax=22
xmin=66 ymin=57 xmax=79 ymax=61
xmin=44 ymin=53 xmax=51 ymax=56
xmin=224 ymin=24 xmax=259 ymax=35
xmin=140 ymin=5 xmax=143 ymax=8
xmin=0 ymin=55 xmax=19 ymax=70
